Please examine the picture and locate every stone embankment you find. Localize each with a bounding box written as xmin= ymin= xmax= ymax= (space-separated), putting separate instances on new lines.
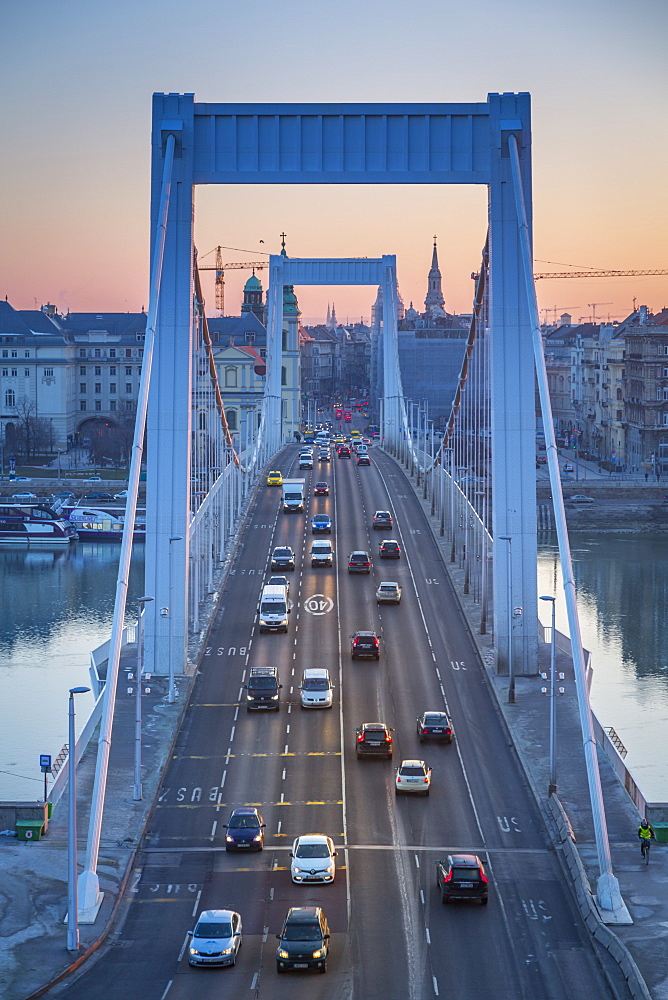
xmin=537 ymin=484 xmax=668 ymax=531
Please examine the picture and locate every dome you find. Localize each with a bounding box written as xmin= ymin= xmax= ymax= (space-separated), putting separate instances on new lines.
xmin=244 ymin=273 xmax=262 ymax=292
xmin=283 ymin=284 xmax=300 ymax=316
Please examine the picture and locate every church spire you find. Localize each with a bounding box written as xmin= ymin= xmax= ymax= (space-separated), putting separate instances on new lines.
xmin=326 ymin=303 xmax=331 ymax=326
xmin=424 ymin=235 xmax=446 ymax=318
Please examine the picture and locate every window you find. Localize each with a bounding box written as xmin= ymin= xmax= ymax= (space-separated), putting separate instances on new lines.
xmin=664 ymin=368 xmax=668 ymax=378
xmin=109 ymin=349 xmax=116 ymax=358
xmin=616 ymin=410 xmax=622 ymax=421
xmin=281 ymin=365 xmax=286 ymax=386
xmin=136 ymin=366 xmax=141 ymax=375
xmin=5 ymin=389 xmax=15 ymax=407
xmin=80 ymin=349 xmax=86 ymax=358
xmin=80 ymin=366 xmax=86 ymax=375
xmin=282 ymin=331 xmax=287 ymax=351
xmin=109 ymin=382 xmax=116 ymax=394
xmin=24 ymin=369 xmax=29 ymax=377
xmin=1 ymin=368 xmax=7 ymax=377
xmin=664 ymin=388 xmax=668 ymax=401
xmin=138 ymin=349 xmax=143 ymax=359
xmin=259 ymin=348 xmax=266 ymax=358
xmin=11 ymin=369 xmax=17 ymax=377
xmin=43 ymin=367 xmax=54 ymax=377
xmin=110 ymin=399 xmax=116 ymax=410
xmin=95 ymin=366 xmax=101 ymax=376
xmin=109 ymin=365 xmax=116 ymax=375
xmin=80 ymin=400 xmax=87 ymax=411
xmin=1 ymin=350 xmax=7 ymax=358
xmin=95 ymin=400 xmax=102 ymax=411
xmin=245 ymin=332 xmax=255 ymax=344
xmin=126 ymin=348 xmax=132 ymax=358
xmin=95 ymin=383 xmax=101 ymax=394
xmin=24 ymin=351 xmax=29 ymax=358
xmin=225 ymin=409 xmax=237 ymax=431
xmin=225 ymin=367 xmax=237 ymax=387
xmin=125 ymin=366 xmax=132 ymax=376
xmin=11 ymin=350 xmax=17 ymax=358
xmin=664 ymin=413 xmax=668 ymax=426
xmin=658 ymin=388 xmax=663 ymax=401
xmin=125 ymin=383 xmax=132 ymax=394
xmin=125 ymin=400 xmax=133 ymax=410
xmin=80 ymin=383 xmax=86 ymax=394
xmin=94 ymin=348 xmax=101 ymax=358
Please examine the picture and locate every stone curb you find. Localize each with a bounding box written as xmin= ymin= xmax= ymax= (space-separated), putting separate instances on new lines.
xmin=384 ymin=447 xmax=654 ymax=1000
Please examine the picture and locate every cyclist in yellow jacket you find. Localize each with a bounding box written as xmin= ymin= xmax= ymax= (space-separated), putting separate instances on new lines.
xmin=638 ymin=818 xmax=655 ymax=856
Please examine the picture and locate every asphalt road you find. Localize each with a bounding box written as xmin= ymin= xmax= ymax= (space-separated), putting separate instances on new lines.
xmin=54 ymin=441 xmax=622 ymax=1000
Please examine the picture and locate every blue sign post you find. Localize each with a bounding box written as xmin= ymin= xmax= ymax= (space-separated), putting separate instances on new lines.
xmin=40 ymin=754 xmax=52 ymax=804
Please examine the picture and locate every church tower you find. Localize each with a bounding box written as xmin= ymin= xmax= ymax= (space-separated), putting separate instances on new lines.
xmin=424 ymin=237 xmax=446 ymax=319
xmin=241 ymin=270 xmax=265 ymax=324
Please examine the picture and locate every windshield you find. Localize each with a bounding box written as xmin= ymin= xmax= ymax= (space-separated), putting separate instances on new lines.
xmin=248 ymin=677 xmax=277 ymax=690
xmin=274 ymin=548 xmax=291 ymax=557
xmin=228 ymin=815 xmax=260 ymax=829
xmin=261 ymin=601 xmax=286 ymax=615
xmin=303 ymin=679 xmax=329 ymax=690
xmin=424 ymin=713 xmax=447 ymax=724
xmin=282 ymin=924 xmax=322 ymax=941
xmin=195 ymin=921 xmax=232 ymax=937
xmin=296 ymin=844 xmax=331 ymax=858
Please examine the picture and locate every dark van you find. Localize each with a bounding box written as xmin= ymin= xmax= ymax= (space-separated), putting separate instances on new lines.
xmin=245 ymin=666 xmax=282 ymax=712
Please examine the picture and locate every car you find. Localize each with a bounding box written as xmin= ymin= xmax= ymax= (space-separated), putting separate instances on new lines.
xmin=268 ymin=574 xmax=290 ymax=594
xmin=10 ymin=492 xmax=37 ymax=500
xmin=376 ymin=581 xmax=402 ymax=604
xmin=318 ymin=451 xmax=331 ymax=462
xmin=311 ymin=514 xmax=332 ymax=534
xmin=267 ymin=470 xmax=283 ymax=486
xmin=276 ymin=906 xmax=330 ymax=974
xmin=299 ymin=667 xmax=334 ymax=709
xmin=568 ymin=494 xmax=595 ymax=504
xmin=224 ymin=807 xmax=266 ymax=851
xmin=355 ymin=722 xmax=395 ymax=758
xmin=188 ymin=908 xmax=243 ymax=966
xmin=348 ymin=550 xmax=371 ymax=573
xmin=357 ymin=454 xmax=371 ymax=466
xmin=417 ymin=711 xmax=453 ymax=743
xmin=314 ymin=482 xmax=330 ymax=496
xmin=84 ymin=476 xmax=102 ymax=482
xmin=245 ymin=666 xmax=282 ymax=710
xmin=10 ymin=476 xmax=31 ymax=482
xmin=53 ymin=491 xmax=75 ymax=500
xmin=379 ymin=539 xmax=401 ymax=559
xmin=436 ymin=854 xmax=489 ymax=905
xmin=395 ymin=759 xmax=432 ymax=796
xmin=338 ymin=446 xmax=351 ymax=458
xmin=271 ymin=546 xmax=296 ymax=570
xmin=563 ymin=462 xmax=574 ymax=473
xmin=350 ymin=630 xmax=380 ymax=660
xmin=299 ymin=456 xmax=313 ymax=470
xmin=83 ymin=492 xmax=115 ymax=500
xmin=536 ymin=456 xmax=547 ymax=465
xmin=372 ymin=510 xmax=393 ymax=530
xmin=113 ymin=490 xmax=129 ymax=500
xmin=290 ymin=834 xmax=337 ymax=883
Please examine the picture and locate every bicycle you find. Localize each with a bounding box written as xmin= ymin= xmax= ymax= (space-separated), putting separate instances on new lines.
xmin=640 ymin=838 xmax=651 ymax=865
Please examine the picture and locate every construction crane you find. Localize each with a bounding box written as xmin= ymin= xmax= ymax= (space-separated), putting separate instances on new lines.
xmin=541 ymin=305 xmax=581 ymax=325
xmin=197 ymin=248 xmax=267 ymax=315
xmin=584 ymin=302 xmax=612 ymax=323
xmin=534 ymin=268 xmax=668 ymax=280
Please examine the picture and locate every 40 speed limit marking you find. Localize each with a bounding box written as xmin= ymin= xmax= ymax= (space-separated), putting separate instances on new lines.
xmin=304 ymin=594 xmax=334 ymax=615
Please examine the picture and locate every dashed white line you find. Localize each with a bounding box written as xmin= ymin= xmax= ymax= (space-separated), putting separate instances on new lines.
xmin=286 ymin=724 xmax=290 ymax=734
xmin=414 ymin=853 xmax=420 ymax=868
xmin=262 ymin=926 xmax=269 ymax=942
xmin=220 ymin=770 xmax=227 ymax=788
xmin=210 ymin=820 xmax=217 ymax=837
xmin=284 ymin=744 xmax=289 ymax=754
xmin=277 ymin=820 xmax=282 ymax=835
xmin=282 ymin=769 xmax=286 ymax=780
xmin=159 ymin=980 xmax=173 ymax=1000
xmin=280 ymin=791 xmax=285 ymax=803
xmin=250 ymin=972 xmax=259 ymax=990
xmin=229 ymin=726 xmax=235 ymax=741
xmin=192 ymin=888 xmax=201 ymax=917
xmin=420 ymin=889 xmax=425 ymax=904
xmin=425 ymin=927 xmax=431 ymax=944
xmin=178 ymin=931 xmax=190 ymax=962
xmin=433 ymin=975 xmax=439 ymax=995
xmin=234 ymin=706 xmax=239 ymax=721
xmin=237 ymin=687 xmax=244 ymax=701
xmin=269 ymin=887 xmax=275 ymax=900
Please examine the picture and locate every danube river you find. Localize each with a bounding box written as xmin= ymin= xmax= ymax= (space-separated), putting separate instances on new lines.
xmin=0 ymin=541 xmax=144 ymax=802
xmin=1 ymin=531 xmax=666 ymax=803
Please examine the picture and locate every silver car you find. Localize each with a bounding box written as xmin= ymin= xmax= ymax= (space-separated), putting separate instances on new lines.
xmin=376 ymin=581 xmax=402 ymax=604
xmin=188 ymin=908 xmax=242 ymax=966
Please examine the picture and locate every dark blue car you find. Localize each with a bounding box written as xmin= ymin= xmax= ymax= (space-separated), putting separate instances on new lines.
xmin=224 ymin=807 xmax=265 ymax=851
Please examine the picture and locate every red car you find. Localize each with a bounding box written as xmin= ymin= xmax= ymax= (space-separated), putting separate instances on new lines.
xmin=314 ymin=482 xmax=329 ymax=496
xmin=338 ymin=446 xmax=351 ymax=458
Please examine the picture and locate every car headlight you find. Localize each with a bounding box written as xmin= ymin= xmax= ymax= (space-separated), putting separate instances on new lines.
xmin=312 ymin=949 xmax=324 ymax=959
xmin=278 ymin=949 xmax=289 ymax=959
xmin=246 ymin=694 xmax=253 ymax=700
xmin=189 ymin=947 xmax=199 ymax=955
xmin=253 ymin=834 xmax=262 ymax=841
xmin=226 ymin=835 xmax=234 ymax=842
xmin=326 ymin=863 xmax=335 ymax=873
xmin=293 ymin=866 xmax=302 ymax=873
xmin=271 ymin=694 xmax=279 ymax=700
xmin=221 ymin=947 xmax=233 ymax=955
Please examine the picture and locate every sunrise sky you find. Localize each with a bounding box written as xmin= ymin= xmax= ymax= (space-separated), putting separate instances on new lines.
xmin=2 ymin=0 xmax=666 ymax=325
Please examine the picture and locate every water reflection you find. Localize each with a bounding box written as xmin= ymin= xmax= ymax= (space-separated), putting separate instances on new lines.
xmin=0 ymin=541 xmax=145 ymax=800
xmin=538 ymin=532 xmax=668 ymax=800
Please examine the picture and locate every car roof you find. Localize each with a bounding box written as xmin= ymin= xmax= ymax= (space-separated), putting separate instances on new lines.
xmin=197 ymin=908 xmax=238 ymax=922
xmin=374 ymin=510 xmax=390 ymax=515
xmin=362 ymin=721 xmax=389 ymax=729
xmin=285 ymin=906 xmax=322 ymax=923
xmin=379 ymin=581 xmax=399 ymax=587
xmin=313 ymin=514 xmax=330 ymax=519
xmin=294 ymin=833 xmax=331 ymax=845
xmin=229 ymin=806 xmax=261 ymax=817
xmin=249 ymin=666 xmax=278 ymax=676
xmin=302 ymin=667 xmax=329 ymax=678
xmin=355 ymin=630 xmax=377 ymax=637
xmin=449 ymin=854 xmax=482 ymax=866
xmin=423 ymin=710 xmax=448 ymax=718
xmin=400 ymin=759 xmax=427 ymax=767
xmin=350 ymin=550 xmax=369 ymax=556
xmin=380 ymin=538 xmax=399 ymax=544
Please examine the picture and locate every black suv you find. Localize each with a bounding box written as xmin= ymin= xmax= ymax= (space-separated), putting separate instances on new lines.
xmin=379 ymin=539 xmax=401 ymax=559
xmin=271 ymin=546 xmax=295 ymax=571
xmin=350 ymin=631 xmax=380 ymax=660
xmin=417 ymin=711 xmax=453 ymax=743
xmin=276 ymin=906 xmax=330 ymax=973
xmin=356 ymin=722 xmax=395 ymax=758
xmin=372 ymin=510 xmax=392 ymax=530
xmin=244 ymin=667 xmax=282 ymax=711
xmin=436 ymin=854 xmax=489 ymax=905
xmin=348 ymin=550 xmax=371 ymax=573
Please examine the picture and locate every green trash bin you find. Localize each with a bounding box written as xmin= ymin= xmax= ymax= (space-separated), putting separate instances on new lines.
xmin=652 ymin=822 xmax=668 ymax=844
xmin=16 ymin=820 xmax=44 ymax=842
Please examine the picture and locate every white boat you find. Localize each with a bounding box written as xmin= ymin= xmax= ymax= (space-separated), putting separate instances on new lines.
xmin=65 ymin=506 xmax=146 ymax=540
xmin=0 ymin=501 xmax=78 ymax=546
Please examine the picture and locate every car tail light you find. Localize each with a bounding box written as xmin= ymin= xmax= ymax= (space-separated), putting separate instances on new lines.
xmin=442 ymin=869 xmax=453 ymax=882
xmin=357 ymin=733 xmax=364 ymax=742
xmin=397 ymin=775 xmax=402 ymax=783
xmin=384 ymin=734 xmax=392 ymax=743
xmin=422 ymin=727 xmax=428 ymax=735
xmin=423 ymin=777 xmax=429 ymax=783
xmin=480 ymin=871 xmax=489 ymax=883
xmin=445 ymin=728 xmax=452 ymax=736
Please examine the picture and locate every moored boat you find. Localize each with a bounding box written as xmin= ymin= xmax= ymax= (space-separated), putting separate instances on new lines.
xmin=0 ymin=502 xmax=78 ymax=546
xmin=64 ymin=506 xmax=146 ymax=540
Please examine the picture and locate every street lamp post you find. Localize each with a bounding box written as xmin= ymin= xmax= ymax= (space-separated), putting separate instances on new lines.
xmin=498 ymin=535 xmax=515 ymax=703
xmin=67 ymin=685 xmax=90 ymax=951
xmin=168 ymin=536 xmax=183 ymax=704
xmin=132 ymin=597 xmax=154 ymax=801
xmin=540 ymin=595 xmax=558 ymax=794
xmin=476 ymin=491 xmax=488 ymax=634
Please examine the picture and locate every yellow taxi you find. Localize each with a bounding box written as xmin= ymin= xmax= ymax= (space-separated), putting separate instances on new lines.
xmin=266 ymin=470 xmax=283 ymax=486
xmin=350 ymin=429 xmax=361 ymax=438
xmin=334 ymin=434 xmax=346 ymax=444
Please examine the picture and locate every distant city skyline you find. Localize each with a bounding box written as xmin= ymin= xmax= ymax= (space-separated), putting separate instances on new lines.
xmin=2 ymin=0 xmax=666 ymax=323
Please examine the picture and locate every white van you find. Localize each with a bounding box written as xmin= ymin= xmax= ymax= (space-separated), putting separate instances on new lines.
xmin=299 ymin=667 xmax=334 ymax=709
xmin=310 ymin=539 xmax=334 ymax=567
xmin=258 ymin=584 xmax=291 ymax=633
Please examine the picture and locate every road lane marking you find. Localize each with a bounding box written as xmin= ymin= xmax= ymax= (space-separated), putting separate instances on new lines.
xmin=178 ymin=931 xmax=190 ymax=961
xmin=433 ymin=976 xmax=439 ymax=995
xmin=159 ymin=980 xmax=173 ymax=1000
xmin=420 ymin=889 xmax=425 ymax=904
xmin=210 ymin=820 xmax=217 ymax=838
xmin=192 ymin=888 xmax=201 ymax=917
xmin=230 ymin=725 xmax=235 ymax=741
xmin=414 ymin=854 xmax=420 ymax=868
xmin=250 ymin=972 xmax=259 ymax=990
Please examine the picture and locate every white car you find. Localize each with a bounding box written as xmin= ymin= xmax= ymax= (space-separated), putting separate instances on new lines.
xmin=299 ymin=667 xmax=334 ymax=709
xmin=376 ymin=581 xmax=402 ymax=604
xmin=290 ymin=834 xmax=337 ymax=883
xmin=395 ymin=759 xmax=432 ymax=796
xmin=188 ymin=908 xmax=242 ymax=966
xmin=113 ymin=490 xmax=129 ymax=500
xmin=11 ymin=492 xmax=37 ymax=500
xmin=85 ymin=476 xmax=102 ymax=482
